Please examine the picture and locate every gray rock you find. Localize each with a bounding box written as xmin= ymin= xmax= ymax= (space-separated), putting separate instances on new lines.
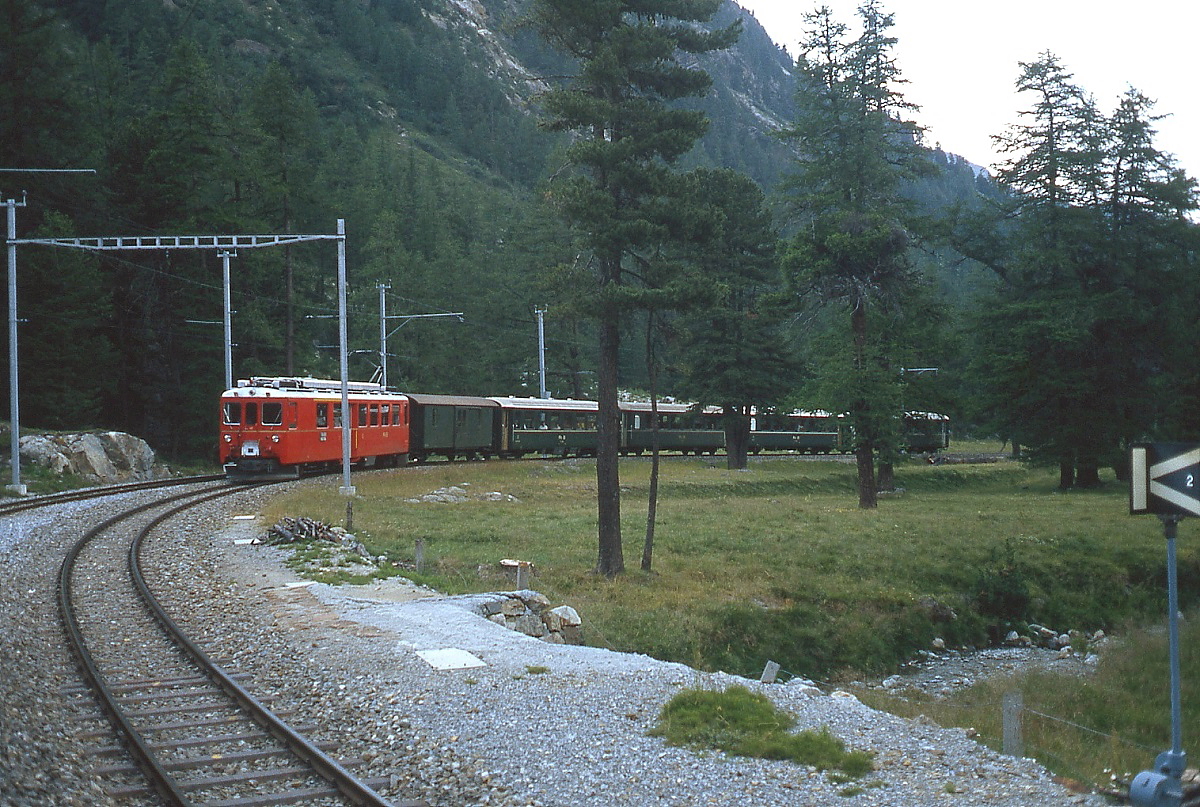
xmin=18 ymin=431 xmax=163 ymax=482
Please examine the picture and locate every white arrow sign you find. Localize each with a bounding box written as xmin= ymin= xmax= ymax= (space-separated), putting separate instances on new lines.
xmin=1131 ymin=443 xmax=1200 ymax=517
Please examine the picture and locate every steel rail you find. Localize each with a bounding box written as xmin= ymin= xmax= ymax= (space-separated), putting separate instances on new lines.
xmin=0 ymin=473 xmax=225 ymax=517
xmin=128 ymin=492 xmax=407 ymax=807
xmin=58 ymin=485 xmax=231 ymax=807
xmin=56 ymin=482 xmax=416 ymax=807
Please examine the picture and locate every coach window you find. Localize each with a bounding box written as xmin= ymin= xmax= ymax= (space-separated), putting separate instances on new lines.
xmin=333 ymin=404 xmax=343 ymax=428
xmin=358 ymin=404 xmax=367 ymax=427
xmin=245 ymin=402 xmax=258 ymax=426
xmin=381 ymin=404 xmax=390 ymax=425
xmin=370 ymin=404 xmax=379 ymax=426
xmin=316 ymin=403 xmax=329 ymax=428
xmin=223 ymin=402 xmax=241 ymax=425
xmin=262 ymin=402 xmax=283 ymax=426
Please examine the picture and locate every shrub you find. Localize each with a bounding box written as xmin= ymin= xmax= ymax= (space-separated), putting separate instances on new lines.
xmin=649 ymin=685 xmax=873 ymax=777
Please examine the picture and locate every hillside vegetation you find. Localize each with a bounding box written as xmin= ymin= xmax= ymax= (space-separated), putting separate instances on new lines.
xmin=2 ymin=0 xmax=989 ymax=461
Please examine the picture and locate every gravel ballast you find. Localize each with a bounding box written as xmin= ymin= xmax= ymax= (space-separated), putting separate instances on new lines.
xmin=1 ymin=482 xmax=1106 ymax=806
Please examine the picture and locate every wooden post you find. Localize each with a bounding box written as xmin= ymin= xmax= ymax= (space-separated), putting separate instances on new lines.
xmin=1003 ymin=690 xmax=1023 ymax=757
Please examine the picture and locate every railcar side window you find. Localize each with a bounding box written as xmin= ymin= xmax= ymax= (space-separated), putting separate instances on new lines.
xmin=316 ymin=403 xmax=328 ymax=428
xmin=223 ymin=402 xmax=241 ymax=425
xmin=370 ymin=404 xmax=379 ymax=426
xmin=381 ymin=404 xmax=390 ymax=425
xmin=262 ymin=402 xmax=283 ymax=426
xmin=358 ymin=404 xmax=367 ymax=427
xmin=333 ymin=404 xmax=343 ymax=428
xmin=245 ymin=402 xmax=258 ymax=426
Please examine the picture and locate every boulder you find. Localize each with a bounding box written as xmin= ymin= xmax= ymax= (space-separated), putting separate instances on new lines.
xmin=461 ymin=590 xmax=583 ymax=645
xmin=18 ymin=431 xmax=165 ymax=483
xmin=544 ymin=605 xmax=581 ymax=632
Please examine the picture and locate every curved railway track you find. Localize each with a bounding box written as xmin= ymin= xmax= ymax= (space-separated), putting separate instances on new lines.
xmin=0 ymin=474 xmax=226 ymax=517
xmin=54 ymin=481 xmax=425 ymax=807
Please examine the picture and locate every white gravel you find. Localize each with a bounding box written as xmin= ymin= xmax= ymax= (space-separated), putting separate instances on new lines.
xmin=203 ymin=488 xmax=1105 ymax=807
xmin=0 ymin=483 xmax=1108 ymax=807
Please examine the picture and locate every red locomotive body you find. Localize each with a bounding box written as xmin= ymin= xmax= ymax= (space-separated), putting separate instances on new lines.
xmin=219 ymin=377 xmax=410 ymax=479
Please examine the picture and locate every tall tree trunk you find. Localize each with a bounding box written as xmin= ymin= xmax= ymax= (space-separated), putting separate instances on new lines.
xmin=1076 ymin=456 xmax=1101 ymax=487
xmin=851 ymin=300 xmax=878 ymax=509
xmin=726 ymin=407 xmax=750 ymax=470
xmin=877 ymin=459 xmax=895 ymax=492
xmin=1059 ymin=458 xmax=1075 ymax=489
xmin=567 ymin=319 xmax=586 ymax=399
xmin=643 ymin=312 xmax=660 ymax=572
xmin=857 ymin=445 xmax=878 ymax=508
xmin=595 ymin=294 xmax=624 ymax=577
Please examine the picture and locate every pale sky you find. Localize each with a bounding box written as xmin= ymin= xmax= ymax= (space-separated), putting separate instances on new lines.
xmin=736 ymin=0 xmax=1200 ymax=181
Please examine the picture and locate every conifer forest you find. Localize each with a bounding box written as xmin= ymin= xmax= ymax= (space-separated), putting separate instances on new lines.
xmin=3 ymin=0 xmax=1198 ymax=499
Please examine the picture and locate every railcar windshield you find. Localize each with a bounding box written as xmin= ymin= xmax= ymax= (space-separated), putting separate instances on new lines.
xmin=262 ymin=402 xmax=283 ymax=426
xmin=223 ymin=402 xmax=241 ymax=425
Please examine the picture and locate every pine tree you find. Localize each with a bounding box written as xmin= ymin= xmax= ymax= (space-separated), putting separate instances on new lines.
xmin=530 ymin=0 xmax=739 ymax=576
xmin=777 ymin=2 xmax=924 ymax=509
xmin=968 ymin=55 xmax=1198 ymax=486
xmin=670 ymin=168 xmax=789 ymax=469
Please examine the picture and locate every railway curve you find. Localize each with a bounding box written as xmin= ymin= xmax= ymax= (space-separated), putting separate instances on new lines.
xmin=1 ymin=480 xmax=462 ymax=807
xmin=58 ymin=481 xmax=422 ymax=806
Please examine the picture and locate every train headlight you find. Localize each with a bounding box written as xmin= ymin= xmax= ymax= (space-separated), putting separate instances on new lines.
xmin=271 ymin=435 xmax=280 ymax=442
xmin=223 ymin=434 xmax=231 ymax=442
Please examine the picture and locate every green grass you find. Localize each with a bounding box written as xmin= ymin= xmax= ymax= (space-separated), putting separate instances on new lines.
xmin=266 ymin=457 xmax=1192 ymax=679
xmin=648 ymin=685 xmax=874 ymax=776
xmin=857 ymin=613 xmax=1200 ymax=790
xmin=262 ymin=455 xmax=1199 ymax=791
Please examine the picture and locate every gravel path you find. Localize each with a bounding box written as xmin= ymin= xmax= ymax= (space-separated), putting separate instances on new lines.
xmin=1 ymin=482 xmax=1107 ymax=807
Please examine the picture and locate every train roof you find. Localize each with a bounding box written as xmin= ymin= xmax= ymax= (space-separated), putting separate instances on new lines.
xmin=488 ymin=396 xmax=599 ymax=412
xmin=905 ymin=411 xmax=951 ymax=421
xmin=223 ymin=377 xmax=404 ymax=398
xmin=618 ymin=400 xmax=721 ymax=415
xmin=404 ymin=393 xmax=499 ymax=408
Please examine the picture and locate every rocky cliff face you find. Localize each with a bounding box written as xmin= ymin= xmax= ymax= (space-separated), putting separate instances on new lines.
xmin=18 ymin=432 xmax=168 ymax=483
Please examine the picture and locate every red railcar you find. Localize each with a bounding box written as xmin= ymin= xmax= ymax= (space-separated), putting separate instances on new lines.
xmin=219 ymin=377 xmax=410 ymax=479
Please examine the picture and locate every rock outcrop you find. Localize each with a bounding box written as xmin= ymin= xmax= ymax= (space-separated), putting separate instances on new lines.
xmin=18 ymin=431 xmax=166 ymax=483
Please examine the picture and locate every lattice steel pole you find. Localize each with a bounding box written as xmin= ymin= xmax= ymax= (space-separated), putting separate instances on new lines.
xmin=220 ymin=250 xmax=235 ymax=390
xmin=378 ymin=282 xmax=390 ymax=389
xmin=536 ymin=306 xmax=548 ymax=399
xmin=337 ymin=219 xmax=355 ymax=504
xmin=5 ymin=195 xmax=25 ymax=494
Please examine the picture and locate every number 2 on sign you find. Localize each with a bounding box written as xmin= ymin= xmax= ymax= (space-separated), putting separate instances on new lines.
xmin=1189 ymin=474 xmax=1195 ymax=489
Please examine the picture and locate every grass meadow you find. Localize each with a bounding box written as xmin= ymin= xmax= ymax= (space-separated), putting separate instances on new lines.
xmin=260 ymin=452 xmax=1199 ymax=789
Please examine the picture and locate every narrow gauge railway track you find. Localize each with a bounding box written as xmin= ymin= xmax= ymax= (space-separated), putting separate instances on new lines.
xmin=0 ymin=474 xmax=226 ymax=517
xmin=57 ymin=483 xmax=423 ymax=807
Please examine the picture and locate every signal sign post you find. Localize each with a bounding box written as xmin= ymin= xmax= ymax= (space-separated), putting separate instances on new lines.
xmin=1128 ymin=443 xmax=1191 ymax=807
